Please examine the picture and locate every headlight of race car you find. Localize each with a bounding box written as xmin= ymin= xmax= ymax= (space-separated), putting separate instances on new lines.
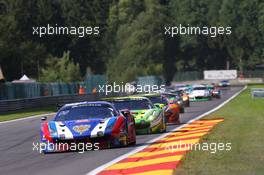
xmin=177 ymin=100 xmax=183 ymax=105
xmin=148 ymin=115 xmax=154 ymax=121
xmin=148 ymin=111 xmax=157 ymax=121
xmin=215 ymin=90 xmax=220 ymax=94
xmin=182 ymin=96 xmax=188 ymax=101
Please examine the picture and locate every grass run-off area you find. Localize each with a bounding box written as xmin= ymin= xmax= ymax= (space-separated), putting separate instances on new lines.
xmin=175 ymin=85 xmax=264 ymax=175
xmin=0 ymin=107 xmax=56 ymax=122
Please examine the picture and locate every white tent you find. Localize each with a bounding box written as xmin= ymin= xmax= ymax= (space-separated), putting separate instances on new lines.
xmin=19 ymin=74 xmax=30 ymax=81
xmin=12 ymin=74 xmax=36 ymax=83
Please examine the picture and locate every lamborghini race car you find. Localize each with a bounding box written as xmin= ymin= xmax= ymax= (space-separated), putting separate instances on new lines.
xmin=107 ymin=97 xmax=166 ymax=134
xmin=189 ymin=85 xmax=212 ymax=101
xmin=166 ymin=89 xmax=190 ymax=108
xmin=137 ymin=93 xmax=181 ymax=124
xmin=172 ymin=85 xmax=192 ymax=105
xmin=40 ymin=101 xmax=136 ymax=153
xmin=161 ymin=92 xmax=185 ymax=113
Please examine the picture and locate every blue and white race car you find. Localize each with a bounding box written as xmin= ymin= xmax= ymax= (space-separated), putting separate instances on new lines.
xmin=219 ymin=80 xmax=230 ymax=87
xmin=40 ymin=101 xmax=136 ymax=153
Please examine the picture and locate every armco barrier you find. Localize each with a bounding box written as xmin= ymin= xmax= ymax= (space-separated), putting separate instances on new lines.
xmin=0 ymin=93 xmax=122 ymax=114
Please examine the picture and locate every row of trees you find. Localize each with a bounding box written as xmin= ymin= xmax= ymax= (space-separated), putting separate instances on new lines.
xmin=0 ymin=0 xmax=111 ymax=81
xmin=0 ymin=0 xmax=263 ymax=84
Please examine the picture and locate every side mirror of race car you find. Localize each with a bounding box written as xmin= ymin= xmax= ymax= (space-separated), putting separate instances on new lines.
xmin=41 ymin=116 xmax=47 ymax=121
xmin=57 ymin=103 xmax=64 ymax=110
xmin=154 ymin=103 xmax=164 ymax=109
xmin=120 ymin=109 xmax=130 ymax=117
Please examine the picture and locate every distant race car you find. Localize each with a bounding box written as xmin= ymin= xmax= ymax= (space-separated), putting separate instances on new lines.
xmin=137 ymin=93 xmax=181 ymax=124
xmin=189 ymin=85 xmax=212 ymax=101
xmin=107 ymin=96 xmax=166 ymax=134
xmin=167 ymin=89 xmax=190 ymax=108
xmin=177 ymin=85 xmax=193 ymax=99
xmin=207 ymin=85 xmax=221 ymax=98
xmin=173 ymin=84 xmax=189 ymax=91
xmin=160 ymin=92 xmax=185 ymax=113
xmin=181 ymin=92 xmax=190 ymax=107
xmin=211 ymin=87 xmax=221 ymax=98
xmin=219 ymin=80 xmax=230 ymax=87
xmin=40 ymin=101 xmax=136 ymax=153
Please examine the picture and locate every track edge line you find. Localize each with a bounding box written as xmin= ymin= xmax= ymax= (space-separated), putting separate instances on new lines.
xmin=87 ymin=86 xmax=247 ymax=175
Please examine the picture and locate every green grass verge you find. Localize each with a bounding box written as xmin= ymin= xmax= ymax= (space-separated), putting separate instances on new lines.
xmin=0 ymin=107 xmax=57 ymax=122
xmin=175 ymin=85 xmax=264 ymax=175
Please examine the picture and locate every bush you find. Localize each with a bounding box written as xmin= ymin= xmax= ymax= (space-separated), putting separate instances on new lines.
xmin=39 ymin=51 xmax=82 ymax=82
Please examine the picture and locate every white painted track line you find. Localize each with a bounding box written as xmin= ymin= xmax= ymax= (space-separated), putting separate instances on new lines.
xmin=0 ymin=112 xmax=56 ymax=125
xmin=87 ymin=86 xmax=247 ymax=175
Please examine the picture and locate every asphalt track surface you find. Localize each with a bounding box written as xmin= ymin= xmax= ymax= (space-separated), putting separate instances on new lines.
xmin=0 ymin=86 xmax=243 ymax=175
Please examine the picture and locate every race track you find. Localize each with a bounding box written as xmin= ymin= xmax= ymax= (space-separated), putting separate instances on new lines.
xmin=0 ymin=86 xmax=243 ymax=175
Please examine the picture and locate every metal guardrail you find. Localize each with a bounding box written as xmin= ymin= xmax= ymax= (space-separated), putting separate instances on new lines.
xmin=0 ymin=79 xmax=259 ymax=114
xmin=0 ymin=93 xmax=124 ymax=114
xmin=251 ymin=88 xmax=264 ymax=98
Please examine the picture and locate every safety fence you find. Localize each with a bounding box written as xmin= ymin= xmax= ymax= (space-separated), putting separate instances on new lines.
xmin=0 ymin=75 xmax=164 ymax=113
xmin=0 ymin=71 xmax=263 ymax=113
xmin=85 ymin=75 xmax=106 ymax=93
xmin=243 ymin=70 xmax=264 ymax=78
xmin=0 ymin=82 xmax=82 ymax=100
xmin=1 ymin=70 xmax=263 ymax=101
xmin=0 ymin=75 xmax=164 ymax=101
xmin=0 ymin=92 xmax=127 ymax=114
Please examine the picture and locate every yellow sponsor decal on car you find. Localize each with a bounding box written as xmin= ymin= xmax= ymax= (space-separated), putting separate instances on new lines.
xmin=73 ymin=125 xmax=91 ymax=134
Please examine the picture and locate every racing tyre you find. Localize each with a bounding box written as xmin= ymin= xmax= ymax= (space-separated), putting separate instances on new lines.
xmin=180 ymin=107 xmax=185 ymax=113
xmin=130 ymin=139 xmax=136 ymax=145
xmin=160 ymin=116 xmax=166 ymax=133
xmin=120 ymin=134 xmax=129 ymax=147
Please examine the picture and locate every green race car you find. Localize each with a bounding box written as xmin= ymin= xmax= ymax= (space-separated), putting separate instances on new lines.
xmin=134 ymin=93 xmax=183 ymax=122
xmin=105 ymin=96 xmax=166 ymax=134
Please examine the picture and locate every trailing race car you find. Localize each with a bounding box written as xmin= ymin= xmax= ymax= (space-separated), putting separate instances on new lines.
xmin=189 ymin=85 xmax=212 ymax=101
xmin=107 ymin=96 xmax=166 ymax=134
xmin=175 ymin=85 xmax=192 ymax=104
xmin=167 ymin=89 xmax=190 ymax=108
xmin=136 ymin=93 xmax=181 ymax=123
xmin=181 ymin=92 xmax=190 ymax=107
xmin=40 ymin=101 xmax=136 ymax=153
xmin=207 ymin=84 xmax=221 ymax=98
xmin=219 ymin=80 xmax=230 ymax=87
xmin=211 ymin=87 xmax=221 ymax=98
xmin=161 ymin=92 xmax=185 ymax=113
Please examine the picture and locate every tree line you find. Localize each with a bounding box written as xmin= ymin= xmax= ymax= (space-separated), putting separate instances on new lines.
xmin=0 ymin=0 xmax=263 ymax=84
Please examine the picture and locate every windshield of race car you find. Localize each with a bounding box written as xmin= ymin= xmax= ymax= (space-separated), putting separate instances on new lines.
xmin=55 ymin=104 xmax=117 ymax=121
xmin=193 ymin=87 xmax=207 ymax=90
xmin=174 ymin=90 xmax=184 ymax=96
xmin=148 ymin=96 xmax=168 ymax=104
xmin=112 ymin=99 xmax=153 ymax=110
